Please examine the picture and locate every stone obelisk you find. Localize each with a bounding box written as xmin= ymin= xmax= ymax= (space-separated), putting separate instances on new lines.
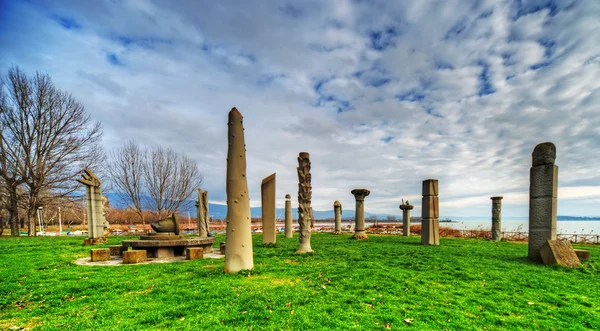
xmin=296 ymin=152 xmax=313 ymax=253
xmin=333 ymin=200 xmax=342 ymax=234
xmin=196 ymin=189 xmax=209 ymax=237
xmin=528 ymin=142 xmax=558 ymax=262
xmin=284 ymin=194 xmax=293 ymax=238
xmin=491 ymin=196 xmax=503 ymax=242
xmin=224 ymin=107 xmax=253 ymax=273
xmin=421 ymin=179 xmax=440 ymax=245
xmin=261 ymin=173 xmax=276 ymax=244
xmin=399 ymin=200 xmax=413 ymax=236
xmin=77 ymin=169 xmax=109 ymax=245
xmin=351 ymin=189 xmax=370 ymax=240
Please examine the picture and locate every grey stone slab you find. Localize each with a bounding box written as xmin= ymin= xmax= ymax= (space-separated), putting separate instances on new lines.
xmin=528 ymin=229 xmax=556 ymax=262
xmin=530 ymin=165 xmax=558 ymax=199
xmin=528 ymin=197 xmax=557 ymax=230
xmin=421 ymin=196 xmax=439 ymax=219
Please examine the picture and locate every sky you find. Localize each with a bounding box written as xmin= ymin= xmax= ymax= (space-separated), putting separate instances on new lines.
xmin=1 ymin=0 xmax=599 ymax=218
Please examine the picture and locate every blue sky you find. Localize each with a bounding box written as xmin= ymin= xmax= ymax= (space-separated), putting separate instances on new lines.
xmin=1 ymin=0 xmax=599 ymax=217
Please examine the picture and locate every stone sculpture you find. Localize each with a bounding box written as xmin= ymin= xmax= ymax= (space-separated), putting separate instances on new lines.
xmin=528 ymin=142 xmax=558 ymax=262
xmin=351 ymin=189 xmax=370 ymax=240
xmin=77 ymin=169 xmax=109 ymax=245
xmin=224 ymin=107 xmax=254 ymax=272
xmin=284 ymin=194 xmax=293 ymax=238
xmin=399 ymin=200 xmax=414 ymax=236
xmin=491 ymin=196 xmax=503 ymax=241
xmin=261 ymin=173 xmax=276 ymax=244
xmin=296 ymin=152 xmax=313 ymax=253
xmin=421 ymin=179 xmax=440 ymax=245
xmin=151 ymin=213 xmax=180 ymax=235
xmin=196 ymin=189 xmax=209 ymax=237
xmin=333 ymin=200 xmax=342 ymax=234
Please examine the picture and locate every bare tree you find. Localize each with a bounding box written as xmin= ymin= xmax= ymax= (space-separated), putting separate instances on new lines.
xmin=143 ymin=146 xmax=202 ymax=219
xmin=0 ymin=66 xmax=103 ymax=236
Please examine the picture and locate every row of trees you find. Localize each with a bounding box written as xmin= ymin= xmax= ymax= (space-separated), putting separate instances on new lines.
xmin=0 ymin=66 xmax=203 ymax=236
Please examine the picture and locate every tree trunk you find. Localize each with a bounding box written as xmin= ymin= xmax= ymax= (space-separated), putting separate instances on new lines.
xmin=9 ymin=187 xmax=19 ymax=236
xmin=28 ymin=212 xmax=36 ymax=236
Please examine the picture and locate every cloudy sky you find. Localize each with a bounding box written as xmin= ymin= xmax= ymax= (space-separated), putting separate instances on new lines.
xmin=1 ymin=0 xmax=599 ymax=218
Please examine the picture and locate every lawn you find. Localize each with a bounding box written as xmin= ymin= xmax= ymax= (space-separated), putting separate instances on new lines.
xmin=1 ymin=234 xmax=599 ymax=330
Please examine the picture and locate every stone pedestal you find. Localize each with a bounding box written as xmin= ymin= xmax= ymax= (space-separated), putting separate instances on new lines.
xmin=333 ymin=200 xmax=342 ymax=234
xmin=491 ymin=196 xmax=503 ymax=241
xmin=123 ymin=250 xmax=147 ymax=264
xmin=399 ymin=201 xmax=413 ymax=236
xmin=284 ymin=194 xmax=293 ymax=238
xmin=186 ymin=247 xmax=204 ymax=260
xmin=528 ymin=142 xmax=558 ymax=262
xmin=261 ymin=173 xmax=276 ymax=244
xmin=351 ymin=189 xmax=370 ymax=240
xmin=421 ymin=179 xmax=440 ymax=245
xmin=91 ymin=248 xmax=110 ymax=262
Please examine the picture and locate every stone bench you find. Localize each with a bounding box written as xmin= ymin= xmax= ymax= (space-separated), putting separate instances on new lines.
xmin=123 ymin=250 xmax=147 ymax=264
xmin=90 ymin=248 xmax=110 ymax=262
xmin=122 ymin=237 xmax=215 ymax=258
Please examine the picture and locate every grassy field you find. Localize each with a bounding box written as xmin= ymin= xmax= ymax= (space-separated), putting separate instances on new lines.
xmin=1 ymin=234 xmax=599 ymax=330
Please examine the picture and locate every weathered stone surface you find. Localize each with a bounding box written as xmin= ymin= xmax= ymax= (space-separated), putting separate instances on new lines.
xmin=530 ymin=165 xmax=558 ymax=198
xmin=109 ymin=245 xmax=123 ymax=256
xmin=574 ymin=249 xmax=590 ymax=261
xmin=156 ymin=247 xmax=174 ymax=258
xmin=297 ymin=152 xmax=313 ymax=253
xmin=196 ymin=189 xmax=209 ymax=237
xmin=261 ymin=173 xmax=276 ymax=244
xmin=422 ymin=179 xmax=439 ymax=196
xmin=121 ymin=237 xmax=215 ymax=258
xmin=77 ymin=169 xmax=109 ymax=241
xmin=529 ymin=197 xmax=557 ymax=231
xmin=540 ymin=240 xmax=580 ymax=268
xmin=91 ymin=248 xmax=110 ymax=262
xmin=421 ymin=196 xmax=439 ymax=219
xmin=421 ymin=219 xmax=440 ymax=245
xmin=123 ymin=250 xmax=147 ymax=264
xmin=532 ymin=142 xmax=556 ymax=166
xmin=224 ymin=107 xmax=254 ymax=272
xmin=151 ymin=213 xmax=180 ymax=235
xmin=83 ymin=237 xmax=107 ymax=246
xmin=351 ymin=189 xmax=370 ymax=240
xmin=491 ymin=196 xmax=503 ymax=242
xmin=186 ymin=247 xmax=204 ymax=260
xmin=333 ymin=200 xmax=342 ymax=234
xmin=285 ymin=194 xmax=293 ymax=238
xmin=528 ymin=229 xmax=557 ymax=261
xmin=220 ymin=242 xmax=226 ymax=255
xmin=399 ymin=200 xmax=413 ymax=237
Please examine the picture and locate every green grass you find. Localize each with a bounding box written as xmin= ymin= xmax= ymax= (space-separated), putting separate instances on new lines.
xmin=1 ymin=234 xmax=599 ymax=330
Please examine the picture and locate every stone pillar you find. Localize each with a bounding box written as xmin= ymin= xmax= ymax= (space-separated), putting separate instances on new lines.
xmin=351 ymin=189 xmax=370 ymax=240
xmin=528 ymin=142 xmax=558 ymax=262
xmin=196 ymin=189 xmax=209 ymax=237
xmin=284 ymin=194 xmax=293 ymax=238
xmin=224 ymin=107 xmax=253 ymax=273
xmin=261 ymin=173 xmax=276 ymax=244
xmin=333 ymin=200 xmax=342 ymax=234
xmin=491 ymin=196 xmax=503 ymax=242
xmin=399 ymin=201 xmax=413 ymax=236
xmin=77 ymin=169 xmax=108 ymax=244
xmin=296 ymin=152 xmax=313 ymax=253
xmin=421 ymin=179 xmax=440 ymax=245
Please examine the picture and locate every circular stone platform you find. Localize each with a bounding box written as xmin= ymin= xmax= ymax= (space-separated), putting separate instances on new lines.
xmin=73 ymin=249 xmax=224 ymax=266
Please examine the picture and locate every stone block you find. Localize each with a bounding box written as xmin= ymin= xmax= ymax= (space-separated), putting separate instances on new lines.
xmin=529 ymin=165 xmax=558 ymax=198
xmin=109 ymin=245 xmax=123 ymax=256
xmin=540 ymin=240 xmax=580 ymax=268
xmin=421 ymin=196 xmax=439 ymax=219
xmin=574 ymin=249 xmax=590 ymax=262
xmin=421 ymin=218 xmax=439 ymax=245
xmin=90 ymin=248 xmax=110 ymax=262
xmin=528 ymin=228 xmax=556 ymax=262
xmin=422 ymin=179 xmax=438 ymax=196
xmin=123 ymin=250 xmax=147 ymax=264
xmin=156 ymin=247 xmax=174 ymax=258
xmin=186 ymin=247 xmax=204 ymax=260
xmin=528 ymin=197 xmax=557 ymax=231
xmin=220 ymin=242 xmax=226 ymax=255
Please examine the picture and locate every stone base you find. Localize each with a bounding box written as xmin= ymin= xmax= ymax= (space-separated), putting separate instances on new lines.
xmin=219 ymin=242 xmax=226 ymax=255
xmin=109 ymin=245 xmax=123 ymax=256
xmin=91 ymin=248 xmax=110 ymax=262
xmin=540 ymin=240 xmax=580 ymax=268
xmin=123 ymin=250 xmax=147 ymax=264
xmin=352 ymin=230 xmax=368 ymax=240
xmin=122 ymin=236 xmax=215 ymax=259
xmin=574 ymin=249 xmax=590 ymax=262
xmin=186 ymin=247 xmax=204 ymax=260
xmin=84 ymin=237 xmax=107 ymax=246
xmin=421 ymin=219 xmax=440 ymax=245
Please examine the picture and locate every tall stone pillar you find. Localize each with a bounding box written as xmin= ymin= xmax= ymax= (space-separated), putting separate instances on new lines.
xmin=421 ymin=179 xmax=440 ymax=245
xmin=491 ymin=196 xmax=503 ymax=242
xmin=351 ymin=189 xmax=370 ymax=240
xmin=399 ymin=200 xmax=413 ymax=236
xmin=196 ymin=189 xmax=209 ymax=237
xmin=77 ymin=169 xmax=109 ymax=245
xmin=224 ymin=107 xmax=253 ymax=273
xmin=296 ymin=152 xmax=313 ymax=253
xmin=284 ymin=194 xmax=293 ymax=238
xmin=261 ymin=173 xmax=276 ymax=244
xmin=333 ymin=200 xmax=342 ymax=234
xmin=528 ymin=142 xmax=558 ymax=262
